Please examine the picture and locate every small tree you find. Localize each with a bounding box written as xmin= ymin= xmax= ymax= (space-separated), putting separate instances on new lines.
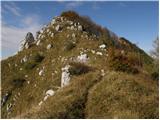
xmin=150 ymin=37 xmax=159 ymax=80
xmin=151 ymin=37 xmax=159 ymax=61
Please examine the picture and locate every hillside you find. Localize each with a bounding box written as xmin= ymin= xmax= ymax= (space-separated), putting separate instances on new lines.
xmin=1 ymin=11 xmax=158 ymax=119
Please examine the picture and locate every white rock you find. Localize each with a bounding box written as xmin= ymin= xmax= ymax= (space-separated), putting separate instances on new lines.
xmin=46 ymin=89 xmax=55 ymax=96
xmin=78 ymin=25 xmax=83 ymax=31
xmin=61 ymin=65 xmax=71 ymax=87
xmin=99 ymin=44 xmax=106 ymax=49
xmin=55 ymin=25 xmax=60 ymax=31
xmin=77 ymin=54 xmax=89 ymax=63
xmin=22 ymin=56 xmax=27 ymax=62
xmin=36 ymin=40 xmax=41 ymax=46
xmin=70 ymin=26 xmax=74 ymax=30
xmin=25 ymin=75 xmax=28 ymax=78
xmin=67 ymin=34 xmax=70 ymax=38
xmin=96 ymin=52 xmax=103 ymax=56
xmin=46 ymin=29 xmax=50 ymax=33
xmin=72 ymin=33 xmax=76 ymax=38
xmin=91 ymin=50 xmax=96 ymax=54
xmin=43 ymin=95 xmax=49 ymax=101
xmin=7 ymin=103 xmax=12 ymax=112
xmin=101 ymin=69 xmax=105 ymax=76
xmin=46 ymin=44 xmax=52 ymax=49
xmin=38 ymin=101 xmax=43 ymax=106
xmin=8 ymin=63 xmax=11 ymax=67
xmin=51 ymin=33 xmax=54 ymax=38
xmin=39 ymin=70 xmax=44 ymax=76
xmin=51 ymin=19 xmax=55 ymax=25
xmin=27 ymin=81 xmax=30 ymax=84
xmin=40 ymin=30 xmax=43 ymax=33
xmin=15 ymin=64 xmax=17 ymax=67
xmin=20 ymin=68 xmax=23 ymax=71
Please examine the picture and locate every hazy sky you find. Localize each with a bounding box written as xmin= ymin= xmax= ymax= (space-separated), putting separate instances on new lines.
xmin=1 ymin=1 xmax=158 ymax=59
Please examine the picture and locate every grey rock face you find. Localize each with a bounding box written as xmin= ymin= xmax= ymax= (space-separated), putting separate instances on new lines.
xmin=19 ymin=32 xmax=35 ymax=51
xmin=1 ymin=92 xmax=11 ymax=107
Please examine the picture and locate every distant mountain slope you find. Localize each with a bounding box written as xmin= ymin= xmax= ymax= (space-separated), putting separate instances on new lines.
xmin=1 ymin=11 xmax=158 ymax=119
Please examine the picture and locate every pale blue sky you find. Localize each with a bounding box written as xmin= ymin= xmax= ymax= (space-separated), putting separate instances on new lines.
xmin=1 ymin=1 xmax=159 ymax=59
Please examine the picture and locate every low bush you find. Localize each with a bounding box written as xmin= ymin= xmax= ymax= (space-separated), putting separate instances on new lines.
xmin=32 ymin=53 xmax=44 ymax=63
xmin=12 ymin=78 xmax=26 ymax=88
xmin=69 ymin=62 xmax=92 ymax=75
xmin=24 ymin=53 xmax=44 ymax=70
xmin=64 ymin=41 xmax=76 ymax=51
xmin=24 ymin=62 xmax=37 ymax=70
xmin=108 ymin=48 xmax=139 ymax=74
xmin=151 ymin=71 xmax=159 ymax=81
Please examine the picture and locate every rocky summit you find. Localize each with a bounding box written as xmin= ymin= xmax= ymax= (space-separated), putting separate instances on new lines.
xmin=1 ymin=11 xmax=158 ymax=119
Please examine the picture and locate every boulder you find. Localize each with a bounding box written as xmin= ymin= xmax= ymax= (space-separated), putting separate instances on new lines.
xmin=61 ymin=65 xmax=71 ymax=87
xmin=19 ymin=32 xmax=35 ymax=51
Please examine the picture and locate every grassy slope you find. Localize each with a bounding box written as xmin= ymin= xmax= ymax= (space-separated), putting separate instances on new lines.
xmin=85 ymin=72 xmax=159 ymax=119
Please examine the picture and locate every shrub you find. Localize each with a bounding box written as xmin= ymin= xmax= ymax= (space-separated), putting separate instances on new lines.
xmin=12 ymin=78 xmax=26 ymax=88
xmin=64 ymin=41 xmax=76 ymax=51
xmin=69 ymin=62 xmax=92 ymax=75
xmin=24 ymin=62 xmax=37 ymax=70
xmin=108 ymin=48 xmax=139 ymax=74
xmin=32 ymin=53 xmax=44 ymax=63
xmin=151 ymin=72 xmax=159 ymax=81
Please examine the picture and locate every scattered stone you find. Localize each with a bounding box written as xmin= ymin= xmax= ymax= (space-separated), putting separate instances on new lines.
xmin=72 ymin=33 xmax=76 ymax=38
xmin=38 ymin=101 xmax=43 ymax=106
xmin=99 ymin=44 xmax=106 ymax=49
xmin=27 ymin=81 xmax=30 ymax=84
xmin=46 ymin=89 xmax=55 ymax=96
xmin=18 ymin=92 xmax=20 ymax=96
xmin=77 ymin=54 xmax=89 ymax=63
xmin=8 ymin=63 xmax=11 ymax=67
xmin=25 ymin=75 xmax=28 ymax=78
xmin=55 ymin=25 xmax=60 ymax=31
xmin=43 ymin=95 xmax=49 ymax=101
xmin=20 ymin=68 xmax=23 ymax=71
xmin=51 ymin=33 xmax=54 ymax=38
xmin=7 ymin=103 xmax=12 ymax=112
xmin=101 ymin=69 xmax=105 ymax=76
xmin=91 ymin=50 xmax=96 ymax=54
xmin=46 ymin=44 xmax=52 ymax=50
xmin=39 ymin=69 xmax=44 ymax=76
xmin=61 ymin=65 xmax=71 ymax=87
xmin=36 ymin=40 xmax=41 ymax=46
xmin=96 ymin=52 xmax=103 ymax=56
xmin=70 ymin=26 xmax=74 ymax=30
xmin=78 ymin=25 xmax=83 ymax=31
xmin=46 ymin=29 xmax=50 ymax=33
